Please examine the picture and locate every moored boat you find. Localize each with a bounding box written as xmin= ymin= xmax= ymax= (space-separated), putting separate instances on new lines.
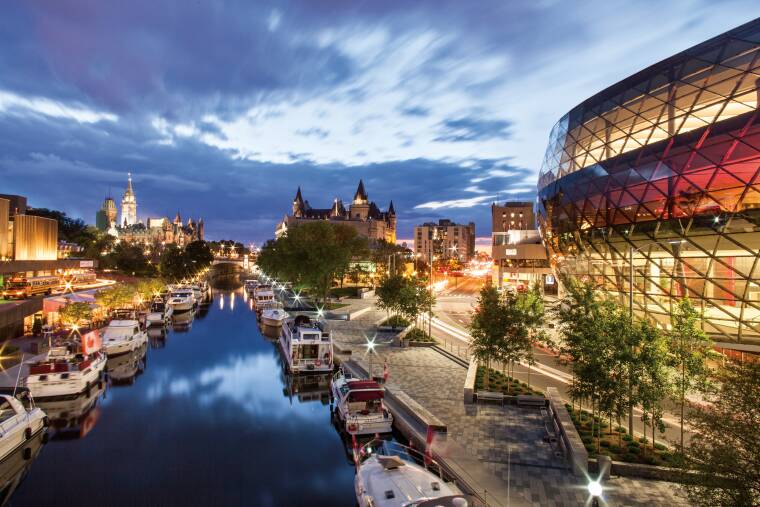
xmin=279 ymin=315 xmax=333 ymax=373
xmin=331 ymin=370 xmax=392 ymax=435
xmin=168 ymin=288 xmax=195 ymax=313
xmin=0 ymin=388 xmax=48 ymax=463
xmin=25 ymin=336 xmax=106 ymax=399
xmin=355 ymin=440 xmax=473 ymax=507
xmin=260 ymin=307 xmax=288 ymax=327
xmin=102 ymin=320 xmax=148 ymax=357
xmin=146 ymin=297 xmax=173 ymax=326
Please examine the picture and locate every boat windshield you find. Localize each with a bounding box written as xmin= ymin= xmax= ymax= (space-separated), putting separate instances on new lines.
xmin=104 ymin=326 xmax=137 ymax=339
xmin=151 ymin=302 xmax=165 ymax=312
xmin=0 ymin=399 xmax=16 ymax=423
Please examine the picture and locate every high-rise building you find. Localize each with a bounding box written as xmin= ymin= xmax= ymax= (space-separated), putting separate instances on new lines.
xmin=414 ymin=219 xmax=475 ymax=262
xmin=120 ymin=172 xmax=137 ymax=226
xmin=491 ymin=202 xmax=553 ymax=292
xmin=537 ymin=19 xmax=760 ymax=353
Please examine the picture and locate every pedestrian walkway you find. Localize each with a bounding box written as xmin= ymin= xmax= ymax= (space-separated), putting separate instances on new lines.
xmin=330 ymin=301 xmax=689 ymax=506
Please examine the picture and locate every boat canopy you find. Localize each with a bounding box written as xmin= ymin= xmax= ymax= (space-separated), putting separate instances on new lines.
xmin=347 ymin=380 xmax=384 ymax=401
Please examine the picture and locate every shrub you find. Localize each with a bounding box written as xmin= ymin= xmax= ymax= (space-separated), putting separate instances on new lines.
xmin=622 ymin=434 xmax=633 ymax=442
xmin=405 ymin=328 xmax=435 ymax=343
xmin=615 ymin=426 xmax=626 ymax=433
xmin=600 ymin=440 xmax=610 ymax=448
xmin=638 ymin=437 xmax=648 ymax=444
xmin=654 ymin=443 xmax=666 ymax=451
xmin=381 ymin=315 xmax=410 ymax=329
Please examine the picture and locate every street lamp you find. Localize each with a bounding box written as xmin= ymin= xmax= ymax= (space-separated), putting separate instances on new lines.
xmin=587 ymin=480 xmax=602 ymax=507
xmin=365 ymin=335 xmax=376 ymax=380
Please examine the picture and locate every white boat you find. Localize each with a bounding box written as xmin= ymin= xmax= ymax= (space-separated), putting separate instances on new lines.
xmin=187 ymin=284 xmax=203 ymax=304
xmin=355 ymin=440 xmax=472 ymax=507
xmin=253 ymin=285 xmax=276 ymax=309
xmin=244 ymin=279 xmax=258 ymax=294
xmin=146 ymin=298 xmax=173 ymax=326
xmin=102 ymin=320 xmax=148 ymax=357
xmin=261 ymin=307 xmax=288 ymax=327
xmin=331 ymin=370 xmax=392 ymax=435
xmin=25 ymin=347 xmax=106 ymax=398
xmin=279 ymin=315 xmax=333 ymax=373
xmin=168 ymin=289 xmax=195 ymax=313
xmin=0 ymin=389 xmax=48 ymax=463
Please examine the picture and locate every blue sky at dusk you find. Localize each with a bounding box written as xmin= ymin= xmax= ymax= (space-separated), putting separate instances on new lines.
xmin=0 ymin=1 xmax=757 ymax=243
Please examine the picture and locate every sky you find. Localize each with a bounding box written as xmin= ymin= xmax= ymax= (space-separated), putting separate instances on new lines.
xmin=0 ymin=1 xmax=757 ymax=244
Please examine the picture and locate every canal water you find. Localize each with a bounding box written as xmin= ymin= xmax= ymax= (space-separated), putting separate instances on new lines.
xmin=8 ymin=288 xmax=358 ymax=507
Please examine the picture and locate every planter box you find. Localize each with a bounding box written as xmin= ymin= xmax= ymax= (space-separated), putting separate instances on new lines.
xmin=408 ymin=340 xmax=435 ymax=347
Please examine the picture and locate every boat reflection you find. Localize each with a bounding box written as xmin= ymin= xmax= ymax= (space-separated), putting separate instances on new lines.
xmin=148 ymin=326 xmax=167 ymax=349
xmin=36 ymin=383 xmax=105 ymax=440
xmin=0 ymin=430 xmax=46 ymax=506
xmin=281 ymin=372 xmax=331 ymax=405
xmin=106 ymin=344 xmax=147 ymax=386
xmin=172 ymin=310 xmax=194 ymax=332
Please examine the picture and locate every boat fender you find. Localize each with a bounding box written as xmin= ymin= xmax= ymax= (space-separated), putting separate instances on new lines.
xmin=315 ymin=359 xmax=321 ymax=367
xmin=24 ymin=427 xmax=32 ymax=440
xmin=42 ymin=431 xmax=49 ymax=444
xmin=43 ymin=416 xmax=50 ymax=427
xmin=23 ymin=447 xmax=31 ymax=460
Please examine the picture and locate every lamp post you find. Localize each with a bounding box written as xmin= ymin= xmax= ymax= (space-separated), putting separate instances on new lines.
xmin=626 ymin=238 xmax=685 ymax=435
xmin=428 ymin=251 xmax=433 ymax=339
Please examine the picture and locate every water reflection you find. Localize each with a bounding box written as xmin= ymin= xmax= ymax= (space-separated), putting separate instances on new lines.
xmin=106 ymin=344 xmax=147 ymax=386
xmin=0 ymin=431 xmax=46 ymax=506
xmin=36 ymin=383 xmax=104 ymax=440
xmin=10 ymin=288 xmax=357 ymax=507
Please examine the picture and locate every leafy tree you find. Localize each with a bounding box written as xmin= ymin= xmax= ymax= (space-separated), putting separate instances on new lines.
xmin=256 ymin=222 xmax=368 ymax=304
xmin=184 ymin=240 xmax=214 ymax=269
xmin=59 ymin=302 xmax=93 ymax=328
xmin=631 ymin=318 xmax=671 ymax=449
xmin=136 ymin=279 xmax=165 ymax=303
xmin=376 ymin=275 xmax=406 ymax=322
xmin=399 ymin=278 xmax=435 ymax=331
xmin=670 ymin=298 xmax=713 ymax=451
xmin=160 ymin=244 xmax=189 ymax=281
xmin=469 ymin=285 xmax=506 ymax=389
xmin=96 ymin=284 xmax=138 ymax=311
xmin=682 ymin=360 xmax=760 ymax=506
xmin=111 ymin=243 xmax=156 ymax=276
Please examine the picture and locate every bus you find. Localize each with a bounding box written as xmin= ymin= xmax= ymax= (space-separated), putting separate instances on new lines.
xmin=1 ymin=276 xmax=59 ymax=299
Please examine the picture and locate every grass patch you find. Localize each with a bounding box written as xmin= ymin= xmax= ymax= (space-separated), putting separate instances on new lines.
xmin=380 ymin=315 xmax=411 ymax=329
xmin=474 ymin=366 xmax=544 ymax=397
xmin=565 ymin=405 xmax=673 ymax=466
xmin=405 ymin=328 xmax=435 ymax=343
xmin=324 ymin=302 xmax=349 ymax=310
xmin=329 ymin=287 xmax=360 ymax=299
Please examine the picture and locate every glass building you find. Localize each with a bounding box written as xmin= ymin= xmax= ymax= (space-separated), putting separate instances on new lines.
xmin=537 ymin=18 xmax=760 ymax=353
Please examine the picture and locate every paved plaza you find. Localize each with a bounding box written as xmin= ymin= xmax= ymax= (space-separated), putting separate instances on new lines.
xmin=330 ymin=302 xmax=689 ymax=507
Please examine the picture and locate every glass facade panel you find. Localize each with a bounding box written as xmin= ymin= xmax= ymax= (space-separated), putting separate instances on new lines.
xmin=537 ymin=19 xmax=760 ymax=347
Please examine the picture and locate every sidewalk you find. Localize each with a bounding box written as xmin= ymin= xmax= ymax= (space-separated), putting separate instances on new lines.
xmin=329 ymin=300 xmax=689 ymax=506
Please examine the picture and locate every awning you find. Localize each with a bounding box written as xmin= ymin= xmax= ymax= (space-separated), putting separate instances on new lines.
xmin=348 ymin=390 xmax=384 ymax=402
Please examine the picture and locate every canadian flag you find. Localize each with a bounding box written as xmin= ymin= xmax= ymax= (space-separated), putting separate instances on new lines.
xmin=82 ymin=330 xmax=102 ymax=355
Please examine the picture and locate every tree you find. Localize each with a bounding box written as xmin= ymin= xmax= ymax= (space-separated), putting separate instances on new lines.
xmin=96 ymin=284 xmax=138 ymax=311
xmin=515 ymin=283 xmax=546 ymax=385
xmin=631 ymin=318 xmax=671 ymax=449
xmin=376 ymin=275 xmax=406 ymax=323
xmin=184 ymin=240 xmax=214 ymax=270
xmin=469 ymin=285 xmax=507 ymax=389
xmin=399 ymin=278 xmax=435 ymax=331
xmin=670 ymin=298 xmax=713 ymax=451
xmin=136 ymin=279 xmax=165 ymax=304
xmin=681 ymin=360 xmax=760 ymax=506
xmin=111 ymin=243 xmax=155 ymax=276
xmin=59 ymin=302 xmax=93 ymax=328
xmin=160 ymin=244 xmax=189 ymax=281
xmin=256 ymin=222 xmax=368 ymax=304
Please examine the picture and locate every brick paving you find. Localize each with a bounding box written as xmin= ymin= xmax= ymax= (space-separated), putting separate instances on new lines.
xmin=329 ymin=303 xmax=689 ymax=507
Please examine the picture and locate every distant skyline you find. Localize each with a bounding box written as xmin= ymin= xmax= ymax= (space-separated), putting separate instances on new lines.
xmin=0 ymin=2 xmax=756 ymax=243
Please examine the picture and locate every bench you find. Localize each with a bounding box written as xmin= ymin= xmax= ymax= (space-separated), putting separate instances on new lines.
xmin=476 ymin=390 xmax=504 ymax=405
xmin=516 ymin=395 xmax=547 ymax=408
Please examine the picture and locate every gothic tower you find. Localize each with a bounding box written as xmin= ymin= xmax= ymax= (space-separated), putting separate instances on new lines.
xmin=120 ymin=172 xmax=137 ymax=226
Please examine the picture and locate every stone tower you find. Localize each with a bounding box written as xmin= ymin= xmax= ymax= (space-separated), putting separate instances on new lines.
xmin=96 ymin=195 xmax=118 ymax=231
xmin=120 ymin=172 xmax=137 ymax=226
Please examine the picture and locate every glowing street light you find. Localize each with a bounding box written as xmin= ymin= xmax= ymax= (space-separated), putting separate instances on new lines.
xmin=364 ymin=334 xmax=377 ymax=380
xmin=587 ymin=480 xmax=603 ymax=507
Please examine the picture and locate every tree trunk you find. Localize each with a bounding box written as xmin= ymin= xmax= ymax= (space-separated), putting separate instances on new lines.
xmin=680 ymin=362 xmax=685 ymax=451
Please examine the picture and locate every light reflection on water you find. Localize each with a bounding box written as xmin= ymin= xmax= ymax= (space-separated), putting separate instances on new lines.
xmin=9 ymin=288 xmax=356 ymax=507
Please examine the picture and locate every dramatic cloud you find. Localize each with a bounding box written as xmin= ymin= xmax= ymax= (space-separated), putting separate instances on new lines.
xmin=0 ymin=1 xmax=756 ymax=241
